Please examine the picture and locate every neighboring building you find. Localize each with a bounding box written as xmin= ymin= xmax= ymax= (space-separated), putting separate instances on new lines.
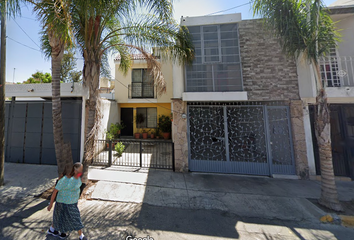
xmin=4 ymin=83 xmax=86 ymax=164
xmin=298 ymin=0 xmax=354 ymax=180
xmin=99 ymin=77 xmax=115 ymax=100
xmin=172 ymin=13 xmax=309 ymax=178
xmin=114 ymin=54 xmax=173 ymax=137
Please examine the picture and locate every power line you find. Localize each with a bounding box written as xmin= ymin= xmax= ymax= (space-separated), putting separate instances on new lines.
xmin=7 ymin=36 xmax=42 ymax=52
xmin=114 ymin=78 xmax=183 ymax=115
xmin=7 ymin=36 xmax=84 ymax=61
xmin=206 ymin=2 xmax=252 ymax=16
xmin=11 ymin=16 xmax=41 ymax=49
xmin=20 ymin=16 xmax=37 ymax=21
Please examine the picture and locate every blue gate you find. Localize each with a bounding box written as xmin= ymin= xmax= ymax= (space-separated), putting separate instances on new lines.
xmin=188 ymin=104 xmax=295 ymax=176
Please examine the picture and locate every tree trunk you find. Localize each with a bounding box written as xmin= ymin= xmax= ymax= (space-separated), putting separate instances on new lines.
xmin=311 ymin=60 xmax=343 ymax=211
xmin=81 ymin=59 xmax=100 ymax=184
xmin=0 ymin=6 xmax=7 ymax=186
xmin=315 ymin=89 xmax=343 ymax=211
xmin=49 ymin=34 xmax=73 ymax=176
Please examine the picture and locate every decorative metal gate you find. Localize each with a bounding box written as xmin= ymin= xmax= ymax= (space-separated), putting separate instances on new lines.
xmin=188 ymin=104 xmax=295 ymax=176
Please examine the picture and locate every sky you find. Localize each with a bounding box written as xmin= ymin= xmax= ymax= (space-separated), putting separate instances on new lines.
xmin=4 ymin=0 xmax=337 ymax=83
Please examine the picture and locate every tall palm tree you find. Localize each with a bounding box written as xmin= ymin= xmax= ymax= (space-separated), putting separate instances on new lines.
xmin=253 ymin=0 xmax=342 ymax=211
xmin=69 ymin=0 xmax=194 ymax=183
xmin=30 ymin=0 xmax=74 ymax=176
xmin=0 ymin=0 xmax=21 ymax=186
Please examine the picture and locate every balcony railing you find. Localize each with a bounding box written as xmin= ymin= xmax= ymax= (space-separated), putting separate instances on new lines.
xmin=320 ymin=56 xmax=354 ymax=87
xmin=128 ymin=82 xmax=156 ymax=99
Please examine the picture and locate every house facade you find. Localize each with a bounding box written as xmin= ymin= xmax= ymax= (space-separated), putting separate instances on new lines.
xmin=172 ymin=13 xmax=310 ymax=178
xmin=298 ymin=0 xmax=354 ymax=180
xmin=114 ymin=55 xmax=173 ymax=137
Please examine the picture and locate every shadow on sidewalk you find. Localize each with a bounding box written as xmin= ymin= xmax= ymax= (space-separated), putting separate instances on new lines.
xmin=0 ymin=198 xmax=52 ymax=240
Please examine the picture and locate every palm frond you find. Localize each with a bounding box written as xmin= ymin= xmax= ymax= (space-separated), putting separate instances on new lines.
xmin=253 ymin=0 xmax=339 ymax=64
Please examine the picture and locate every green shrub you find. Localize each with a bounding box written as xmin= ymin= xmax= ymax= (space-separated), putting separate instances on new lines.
xmin=114 ymin=142 xmax=125 ymax=157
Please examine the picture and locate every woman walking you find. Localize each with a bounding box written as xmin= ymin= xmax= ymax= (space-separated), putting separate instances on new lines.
xmin=47 ymin=162 xmax=87 ymax=240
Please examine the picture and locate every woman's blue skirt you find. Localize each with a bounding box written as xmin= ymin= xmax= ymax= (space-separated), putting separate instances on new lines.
xmin=53 ymin=202 xmax=84 ymax=233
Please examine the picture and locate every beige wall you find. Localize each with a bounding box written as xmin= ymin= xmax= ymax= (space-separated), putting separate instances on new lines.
xmin=114 ymin=60 xmax=173 ymax=103
xmin=333 ymin=13 xmax=354 ymax=58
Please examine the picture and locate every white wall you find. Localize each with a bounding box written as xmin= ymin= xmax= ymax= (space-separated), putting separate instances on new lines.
xmin=181 ymin=13 xmax=242 ymax=26
xmin=97 ymin=99 xmax=119 ymax=141
xmin=297 ymin=56 xmax=317 ymax=99
xmin=172 ymin=62 xmax=184 ymax=98
xmin=333 ymin=14 xmax=354 ymax=58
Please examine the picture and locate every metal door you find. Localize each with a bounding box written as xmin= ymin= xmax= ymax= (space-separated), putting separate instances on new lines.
xmin=227 ymin=106 xmax=269 ymax=175
xmin=266 ymin=107 xmax=295 ymax=175
xmin=188 ymin=104 xmax=295 ymax=176
xmin=121 ymin=108 xmax=134 ymax=136
xmin=5 ymin=100 xmax=82 ymax=165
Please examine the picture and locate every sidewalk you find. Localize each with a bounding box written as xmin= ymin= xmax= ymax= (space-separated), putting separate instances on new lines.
xmin=88 ymin=166 xmax=354 ymax=222
xmin=0 ymin=163 xmax=57 ymax=202
xmin=1 ymin=163 xmax=354 ymax=240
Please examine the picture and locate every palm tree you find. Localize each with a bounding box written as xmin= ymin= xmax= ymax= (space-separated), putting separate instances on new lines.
xmin=30 ymin=0 xmax=74 ymax=176
xmin=253 ymin=0 xmax=342 ymax=211
xmin=0 ymin=0 xmax=21 ymax=186
xmin=69 ymin=0 xmax=194 ymax=183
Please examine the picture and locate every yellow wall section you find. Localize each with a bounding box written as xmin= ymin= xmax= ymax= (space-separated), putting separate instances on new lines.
xmin=120 ymin=103 xmax=171 ymax=135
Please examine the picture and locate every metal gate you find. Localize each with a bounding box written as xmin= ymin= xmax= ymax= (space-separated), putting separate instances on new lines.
xmin=188 ymin=104 xmax=295 ymax=176
xmin=5 ymin=100 xmax=82 ymax=165
xmin=310 ymin=105 xmax=354 ymax=179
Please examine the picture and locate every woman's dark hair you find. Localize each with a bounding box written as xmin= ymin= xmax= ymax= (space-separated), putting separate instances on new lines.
xmin=59 ymin=162 xmax=82 ymax=179
xmin=69 ymin=162 xmax=83 ymax=177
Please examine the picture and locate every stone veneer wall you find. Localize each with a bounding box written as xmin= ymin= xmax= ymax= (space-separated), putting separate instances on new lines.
xmin=239 ymin=20 xmax=300 ymax=101
xmin=173 ymin=19 xmax=310 ymax=177
xmin=172 ymin=99 xmax=188 ymax=172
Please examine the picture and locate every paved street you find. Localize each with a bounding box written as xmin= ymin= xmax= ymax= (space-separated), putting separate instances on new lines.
xmin=1 ymin=163 xmax=354 ymax=239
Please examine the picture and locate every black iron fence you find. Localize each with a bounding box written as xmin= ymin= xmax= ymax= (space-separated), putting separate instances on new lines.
xmin=93 ymin=139 xmax=175 ymax=170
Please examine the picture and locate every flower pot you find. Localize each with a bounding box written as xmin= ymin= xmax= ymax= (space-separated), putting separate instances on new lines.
xmin=150 ymin=134 xmax=155 ymax=139
xmin=163 ymin=132 xmax=170 ymax=140
xmin=142 ymin=133 xmax=148 ymax=139
xmin=134 ymin=133 xmax=140 ymax=139
xmin=106 ymin=143 xmax=114 ymax=149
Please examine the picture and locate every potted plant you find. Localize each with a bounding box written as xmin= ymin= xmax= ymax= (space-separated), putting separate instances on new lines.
xmin=114 ymin=142 xmax=125 ymax=158
xmin=158 ymin=115 xmax=172 ymax=140
xmin=105 ymin=131 xmax=114 ymax=149
xmin=115 ymin=122 xmax=125 ymax=138
xmin=141 ymin=128 xmax=149 ymax=139
xmin=134 ymin=113 xmax=145 ymax=139
xmin=150 ymin=129 xmax=156 ymax=139
xmin=155 ymin=127 xmax=160 ymax=139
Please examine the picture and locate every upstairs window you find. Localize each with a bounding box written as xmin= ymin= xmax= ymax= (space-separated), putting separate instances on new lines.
xmin=186 ymin=23 xmax=243 ymax=92
xmin=131 ymin=69 xmax=154 ymax=98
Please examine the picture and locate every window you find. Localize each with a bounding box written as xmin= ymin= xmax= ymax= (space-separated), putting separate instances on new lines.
xmin=136 ymin=108 xmax=157 ymax=128
xmin=131 ymin=69 xmax=154 ymax=98
xmin=186 ymin=23 xmax=242 ymax=92
xmin=320 ymin=47 xmax=341 ymax=87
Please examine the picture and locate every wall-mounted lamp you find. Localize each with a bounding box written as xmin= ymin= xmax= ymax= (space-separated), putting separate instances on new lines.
xmin=181 ymin=113 xmax=187 ymax=119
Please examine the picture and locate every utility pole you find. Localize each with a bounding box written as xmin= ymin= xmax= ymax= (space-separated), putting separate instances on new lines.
xmin=0 ymin=1 xmax=7 ymax=186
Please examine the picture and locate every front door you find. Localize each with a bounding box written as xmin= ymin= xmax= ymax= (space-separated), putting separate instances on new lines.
xmin=121 ymin=108 xmax=133 ymax=136
xmin=311 ymin=104 xmax=354 ymax=179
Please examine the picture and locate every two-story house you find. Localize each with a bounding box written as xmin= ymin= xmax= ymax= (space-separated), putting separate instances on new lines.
xmin=171 ymin=13 xmax=310 ymax=178
xmin=298 ymin=0 xmax=354 ymax=180
xmin=114 ymin=54 xmax=173 ymax=137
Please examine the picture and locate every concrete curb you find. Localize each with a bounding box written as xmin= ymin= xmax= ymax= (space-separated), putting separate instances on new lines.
xmin=320 ymin=214 xmax=354 ymax=228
